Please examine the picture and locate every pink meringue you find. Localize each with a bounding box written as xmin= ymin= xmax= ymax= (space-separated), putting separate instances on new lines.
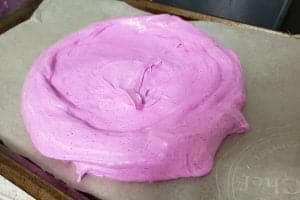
xmin=21 ymin=14 xmax=249 ymax=182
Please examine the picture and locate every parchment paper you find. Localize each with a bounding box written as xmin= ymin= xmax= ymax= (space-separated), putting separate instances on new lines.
xmin=1 ymin=0 xmax=300 ymax=199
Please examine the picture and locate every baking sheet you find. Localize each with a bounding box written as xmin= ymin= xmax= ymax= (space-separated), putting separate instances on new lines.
xmin=1 ymin=0 xmax=300 ymax=199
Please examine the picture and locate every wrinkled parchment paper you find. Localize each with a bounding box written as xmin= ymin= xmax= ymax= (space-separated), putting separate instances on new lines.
xmin=1 ymin=0 xmax=300 ymax=199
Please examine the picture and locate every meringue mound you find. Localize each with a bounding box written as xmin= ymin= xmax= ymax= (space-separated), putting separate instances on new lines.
xmin=21 ymin=14 xmax=249 ymax=182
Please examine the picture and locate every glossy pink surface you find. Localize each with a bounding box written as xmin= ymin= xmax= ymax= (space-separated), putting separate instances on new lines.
xmin=22 ymin=14 xmax=249 ymax=182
